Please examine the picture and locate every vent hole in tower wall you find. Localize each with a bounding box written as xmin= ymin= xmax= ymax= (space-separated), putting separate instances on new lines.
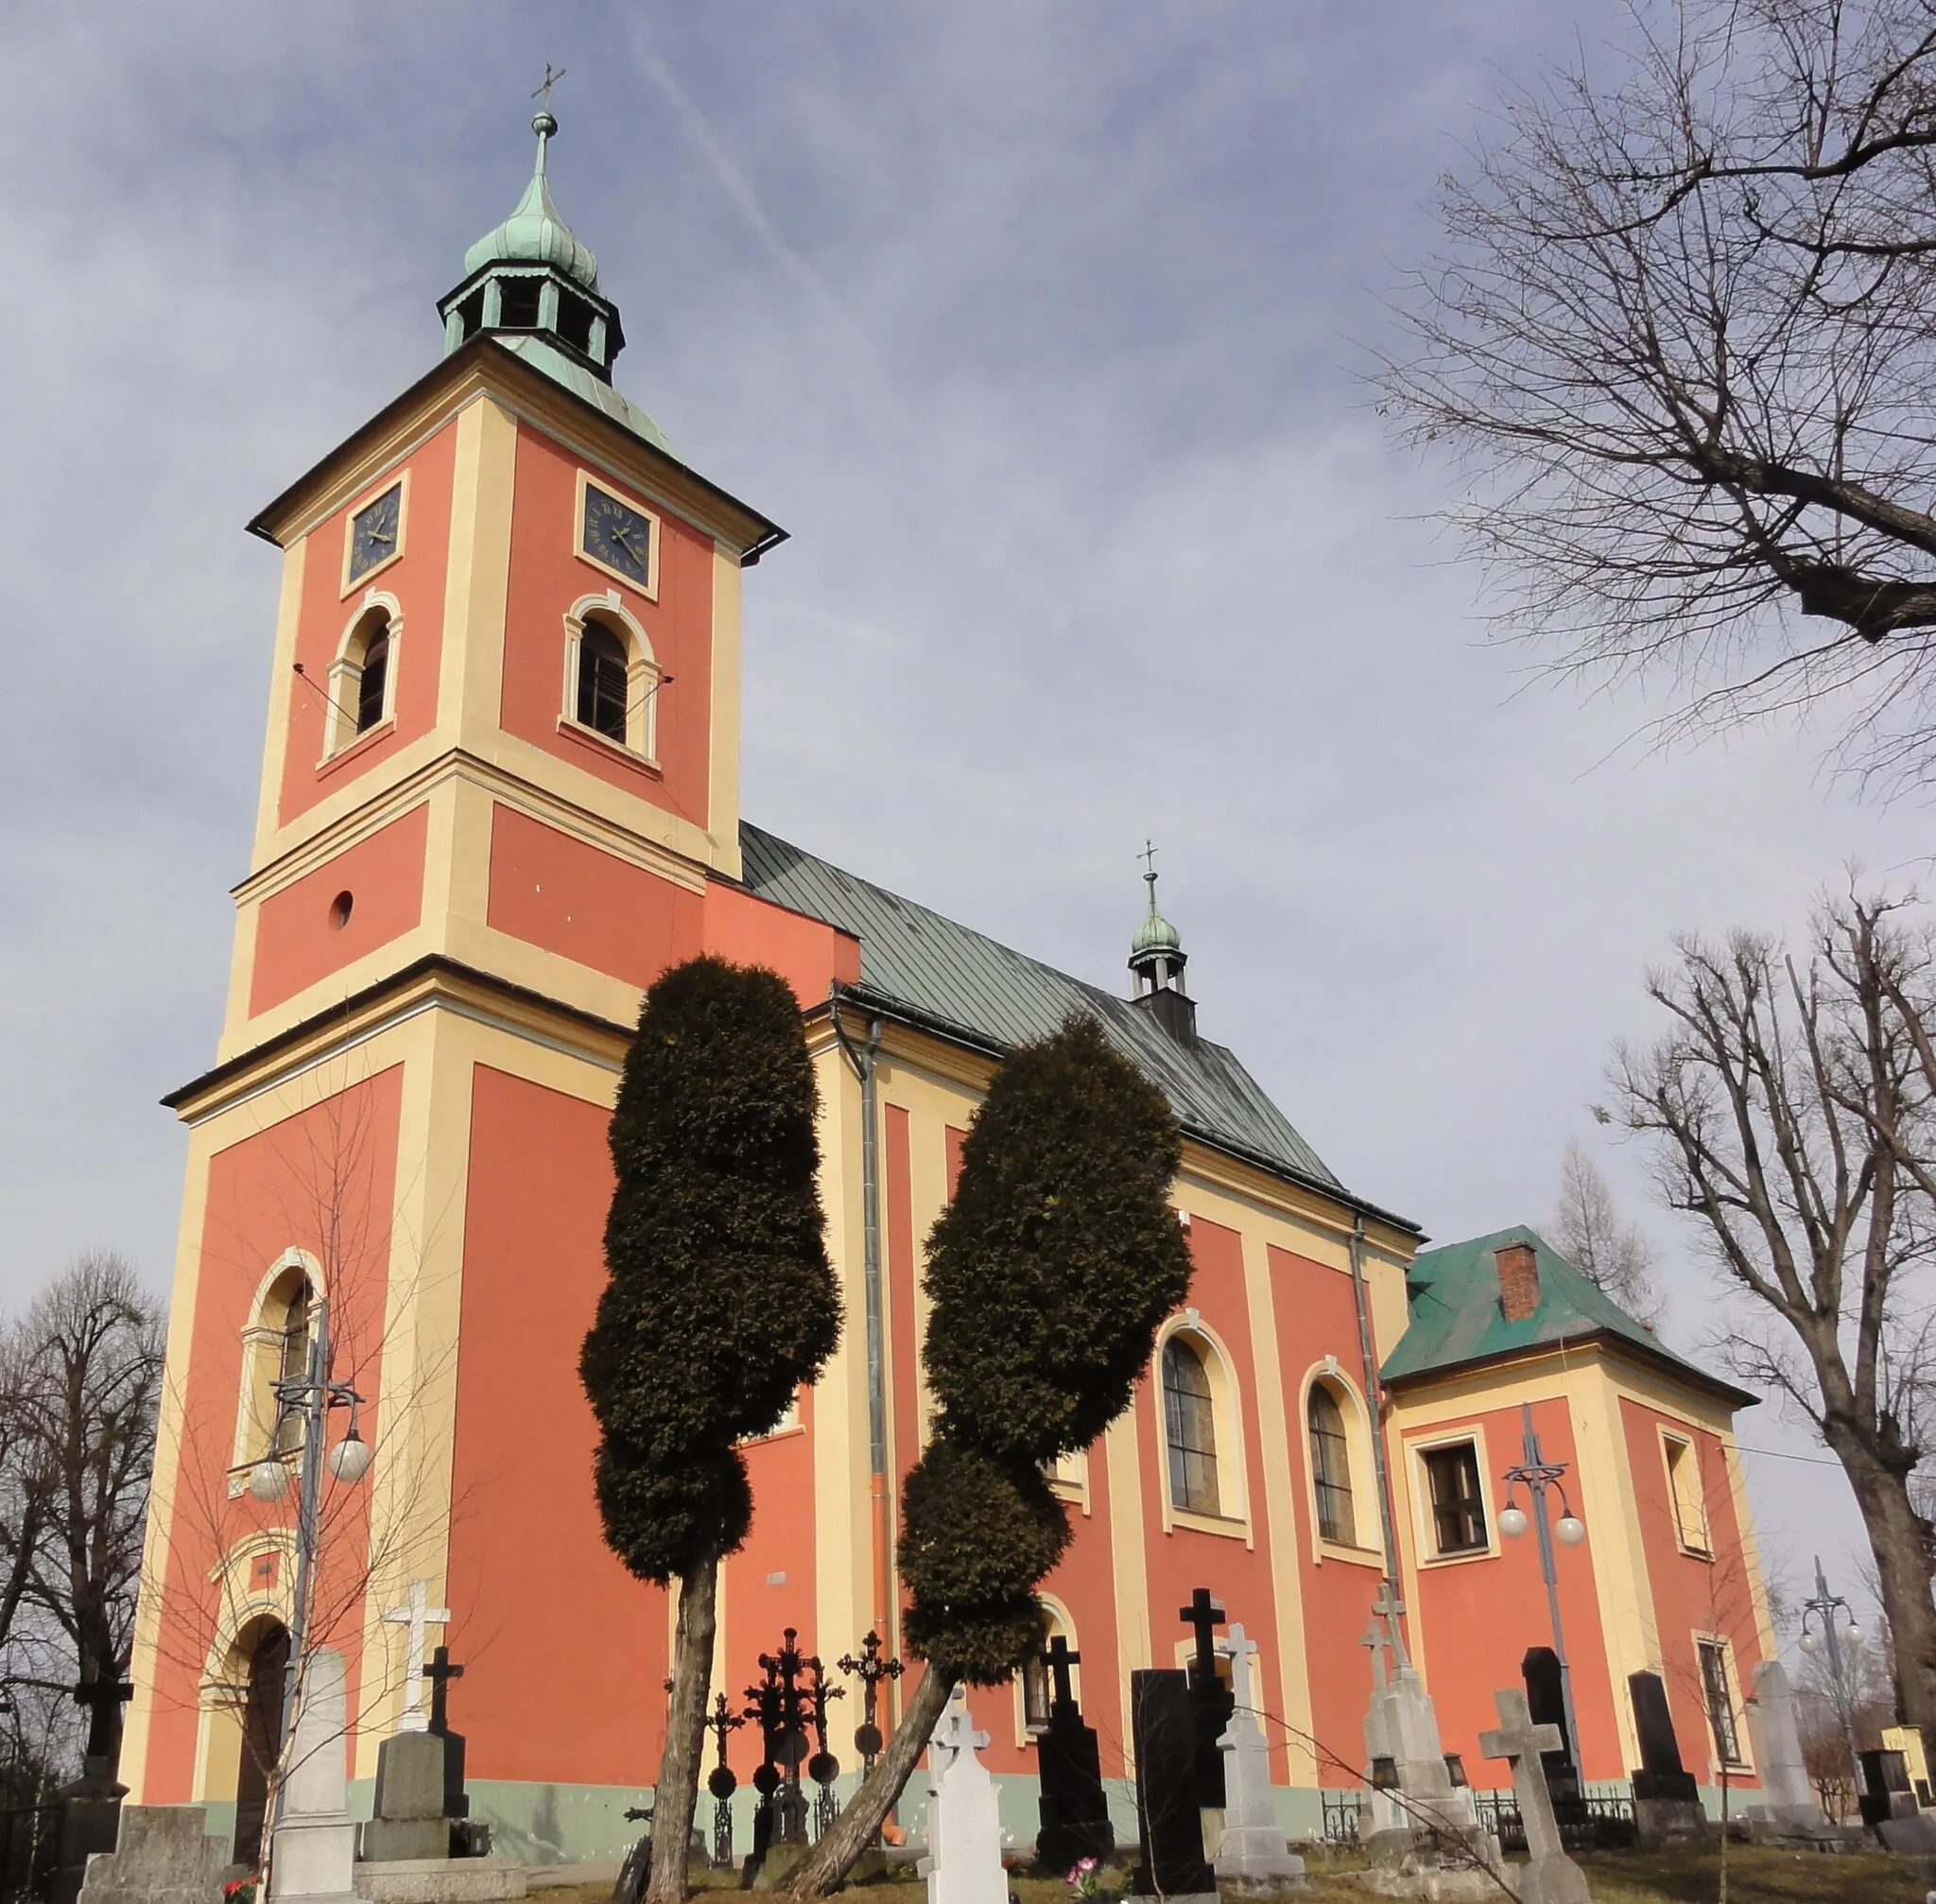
xmin=328 ymin=891 xmax=354 ymax=930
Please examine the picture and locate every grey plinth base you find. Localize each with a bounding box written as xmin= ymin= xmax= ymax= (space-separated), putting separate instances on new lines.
xmin=1877 ymin=1812 xmax=1936 ymax=1854
xmin=749 ymin=1842 xmax=810 ymax=1891
xmin=1122 ymin=1892 xmax=1217 ymax=1904
xmin=78 ymin=1806 xmax=237 ymax=1904
xmin=351 ymin=1860 xmax=527 ymax=1904
xmin=1216 ymin=1876 xmax=1308 ymax=1896
xmin=1633 ymin=1797 xmax=1712 ymax=1848
xmin=1354 ymin=1832 xmax=1511 ymax=1903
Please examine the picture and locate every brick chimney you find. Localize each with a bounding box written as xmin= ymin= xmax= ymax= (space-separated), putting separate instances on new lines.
xmin=1495 ymin=1240 xmax=1541 ymax=1323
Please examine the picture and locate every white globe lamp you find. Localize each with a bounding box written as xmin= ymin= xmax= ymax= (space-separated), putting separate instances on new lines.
xmin=328 ymin=1430 xmax=373 ymax=1483
xmin=1498 ymin=1504 xmax=1529 ymax=1539
xmin=1556 ymin=1515 xmax=1587 ymax=1547
xmin=1846 ymin=1618 xmax=1862 ymax=1644
xmin=248 ymin=1459 xmax=290 ymax=1503
xmin=1799 ymin=1629 xmax=1820 ymax=1655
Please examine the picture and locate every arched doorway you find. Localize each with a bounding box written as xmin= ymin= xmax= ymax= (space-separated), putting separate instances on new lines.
xmin=233 ymin=1621 xmax=289 ymax=1867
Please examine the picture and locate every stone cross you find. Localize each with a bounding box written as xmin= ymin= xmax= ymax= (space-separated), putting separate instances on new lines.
xmin=1360 ymin=1617 xmax=1391 ymax=1692
xmin=1214 ymin=1625 xmax=1304 ymax=1885
xmin=922 ymin=1697 xmax=1005 ymax=1904
xmin=1370 ymin=1580 xmax=1411 ymax=1670
xmin=422 ymin=1644 xmax=464 ymax=1736
xmin=1219 ymin=1625 xmax=1259 ymax=1712
xmin=71 ymin=1671 xmax=134 ymax=1763
xmin=383 ymin=1581 xmax=450 ymax=1733
xmin=1479 ymin=1688 xmax=1589 ymax=1904
xmin=1046 ymin=1635 xmax=1080 ymax=1714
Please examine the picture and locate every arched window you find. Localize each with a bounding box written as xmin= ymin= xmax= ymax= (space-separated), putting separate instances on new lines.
xmin=269 ymin=1273 xmax=312 ymax=1454
xmin=1162 ymin=1335 xmax=1220 ymax=1515
xmin=576 ymin=619 xmax=630 ymax=743
xmin=1016 ymin=1604 xmax=1075 ymax=1739
xmin=354 ymin=620 xmax=389 ymax=734
xmin=1307 ymin=1384 xmax=1357 ymax=1546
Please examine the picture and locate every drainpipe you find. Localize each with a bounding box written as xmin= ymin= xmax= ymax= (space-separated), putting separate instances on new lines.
xmin=1349 ymin=1214 xmax=1402 ymax=1584
xmin=830 ymin=999 xmax=891 ymax=1668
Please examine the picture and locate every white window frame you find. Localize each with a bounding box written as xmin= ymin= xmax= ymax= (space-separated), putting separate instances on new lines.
xmin=321 ymin=593 xmax=402 ymax=761
xmin=561 ymin=592 xmax=661 ymax=767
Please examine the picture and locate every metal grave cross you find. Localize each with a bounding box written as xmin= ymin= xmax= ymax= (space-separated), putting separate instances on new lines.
xmin=1045 ymin=1635 xmax=1081 ymax=1715
xmin=422 ymin=1644 xmax=464 ymax=1736
xmin=1369 ymin=1580 xmax=1411 ymax=1670
xmin=1179 ymin=1586 xmax=1227 ymax=1684
xmin=384 ymin=1580 xmax=451 ymax=1733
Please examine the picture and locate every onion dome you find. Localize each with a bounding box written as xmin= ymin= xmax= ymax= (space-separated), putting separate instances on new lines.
xmin=464 ymin=112 xmax=599 ymax=290
xmin=1129 ymin=856 xmax=1189 ymax=1011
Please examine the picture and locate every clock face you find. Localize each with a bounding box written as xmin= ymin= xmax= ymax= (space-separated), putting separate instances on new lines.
xmin=347 ymin=484 xmax=403 ymax=584
xmin=581 ymin=484 xmax=653 ymax=589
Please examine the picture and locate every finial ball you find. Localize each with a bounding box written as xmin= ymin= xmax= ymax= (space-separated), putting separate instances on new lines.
xmin=532 ymin=110 xmax=558 ymax=139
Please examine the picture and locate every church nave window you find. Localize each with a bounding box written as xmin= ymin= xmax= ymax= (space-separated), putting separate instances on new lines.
xmin=1307 ymin=1382 xmax=1357 ymax=1547
xmin=1423 ymin=1442 xmax=1488 ymax=1555
xmin=1162 ymin=1334 xmax=1221 ymax=1516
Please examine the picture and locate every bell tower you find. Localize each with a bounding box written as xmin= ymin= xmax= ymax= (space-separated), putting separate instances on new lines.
xmin=124 ymin=112 xmax=851 ymax=1824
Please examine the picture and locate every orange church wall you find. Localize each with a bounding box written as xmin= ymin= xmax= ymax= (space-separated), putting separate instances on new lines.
xmin=1618 ymin=1396 xmax=1766 ymax=1782
xmin=884 ymin=1107 xmax=924 ymax=1502
xmin=1402 ymin=1397 xmax=1622 ymax=1783
xmin=1135 ymin=1216 xmax=1288 ymax=1781
xmin=498 ymin=424 xmax=715 ymax=825
xmin=138 ymin=1069 xmax=402 ymax=1803
xmin=723 ymin=1396 xmax=821 ymax=1717
xmin=1032 ymin=1451 xmax=1128 ymax=1778
xmin=1267 ymin=1244 xmax=1388 ymax=1784
xmin=278 ymin=421 xmax=458 ymax=826
xmin=701 ymin=881 xmax=860 ymax=1010
xmin=250 ymin=804 xmax=430 ymax=1016
xmin=486 ymin=805 xmax=703 ymax=991
xmin=447 ymin=1063 xmax=671 ymax=1786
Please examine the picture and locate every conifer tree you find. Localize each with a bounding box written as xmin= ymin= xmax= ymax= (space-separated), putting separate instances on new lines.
xmin=786 ymin=1014 xmax=1192 ymax=1895
xmin=580 ymin=958 xmax=839 ymax=1904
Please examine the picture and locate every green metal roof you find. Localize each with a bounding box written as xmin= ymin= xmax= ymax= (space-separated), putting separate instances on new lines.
xmin=494 ymin=334 xmax=677 ymax=456
xmin=1380 ymin=1223 xmax=1750 ymax=1401
xmin=737 ymin=822 xmax=1416 ymax=1228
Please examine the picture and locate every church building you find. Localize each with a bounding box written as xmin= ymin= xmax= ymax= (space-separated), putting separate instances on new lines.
xmin=123 ymin=112 xmax=1779 ymax=1861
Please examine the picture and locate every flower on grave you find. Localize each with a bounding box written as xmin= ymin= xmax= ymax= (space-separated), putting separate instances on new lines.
xmin=223 ymin=1880 xmax=258 ymax=1904
xmin=1066 ymin=1857 xmax=1101 ymax=1899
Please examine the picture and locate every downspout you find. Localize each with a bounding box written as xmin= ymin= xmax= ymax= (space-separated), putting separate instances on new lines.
xmin=830 ymin=999 xmax=891 ymax=1665
xmin=1349 ymin=1213 xmax=1402 ymax=1584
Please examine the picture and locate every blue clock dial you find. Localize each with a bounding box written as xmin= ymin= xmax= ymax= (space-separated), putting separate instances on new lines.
xmin=348 ymin=485 xmax=402 ymax=583
xmin=582 ymin=484 xmax=652 ymax=588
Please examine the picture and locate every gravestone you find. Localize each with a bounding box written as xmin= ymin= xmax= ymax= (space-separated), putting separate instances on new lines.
xmin=76 ymin=1805 xmax=233 ymax=1904
xmin=54 ymin=1673 xmax=135 ymax=1904
xmin=1881 ymin=1726 xmax=1933 ymax=1806
xmin=1128 ymin=1670 xmax=1214 ymax=1901
xmin=1520 ymin=1649 xmax=1577 ymax=1799
xmin=1743 ymin=1661 xmax=1825 ymax=1830
xmin=270 ymin=1647 xmax=358 ymax=1904
xmin=919 ymin=1697 xmax=1005 ymax=1904
xmin=1627 ymin=1670 xmax=1707 ymax=1847
xmin=1478 ymin=1689 xmax=1589 ymax=1904
xmin=1178 ymin=1589 xmax=1234 ymax=1823
xmin=1033 ymin=1638 xmax=1115 ymax=1872
xmin=1858 ymin=1748 xmax=1917 ymax=1827
xmin=360 ymin=1734 xmax=448 ymax=1862
xmin=423 ymin=1648 xmax=481 ymax=1849
xmin=1212 ymin=1626 xmax=1304 ymax=1891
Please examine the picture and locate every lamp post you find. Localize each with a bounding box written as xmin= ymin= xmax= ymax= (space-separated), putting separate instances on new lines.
xmin=1797 ymin=1554 xmax=1864 ymax=1800
xmin=243 ymin=1291 xmax=373 ymax=1745
xmin=1498 ymin=1402 xmax=1588 ymax=1776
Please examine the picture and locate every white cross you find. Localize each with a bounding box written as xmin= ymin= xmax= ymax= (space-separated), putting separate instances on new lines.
xmin=1218 ymin=1622 xmax=1260 ymax=1710
xmin=383 ymin=1580 xmax=451 ymax=1733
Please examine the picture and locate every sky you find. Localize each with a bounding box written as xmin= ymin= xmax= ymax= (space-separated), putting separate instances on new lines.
xmin=0 ymin=1 xmax=1923 ymax=1627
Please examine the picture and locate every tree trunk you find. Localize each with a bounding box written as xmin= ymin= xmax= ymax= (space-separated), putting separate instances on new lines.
xmin=647 ymin=1560 xmax=718 ymax=1904
xmin=1846 ymin=1453 xmax=1936 ymax=1749
xmin=782 ymin=1666 xmax=955 ymax=1898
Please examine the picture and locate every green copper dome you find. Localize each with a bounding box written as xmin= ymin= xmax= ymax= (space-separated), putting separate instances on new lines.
xmin=463 ymin=112 xmax=598 ymax=291
xmin=1132 ymin=874 xmax=1183 ymax=957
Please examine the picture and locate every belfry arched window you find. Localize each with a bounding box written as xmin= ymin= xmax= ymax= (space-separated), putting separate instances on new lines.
xmin=1307 ymin=1383 xmax=1357 ymax=1547
xmin=268 ymin=1272 xmax=312 ymax=1454
xmin=1162 ymin=1335 xmax=1220 ymax=1515
xmin=354 ymin=620 xmax=389 ymax=734
xmin=576 ymin=619 xmax=630 ymax=742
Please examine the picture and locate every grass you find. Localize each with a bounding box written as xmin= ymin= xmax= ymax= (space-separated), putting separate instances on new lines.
xmin=529 ymin=1842 xmax=1935 ymax=1904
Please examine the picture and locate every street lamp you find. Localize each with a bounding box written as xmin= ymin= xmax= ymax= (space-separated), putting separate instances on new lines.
xmin=1499 ymin=1402 xmax=1587 ymax=1777
xmin=249 ymin=1291 xmax=373 ymax=1744
xmin=1799 ymin=1555 xmax=1864 ymax=1800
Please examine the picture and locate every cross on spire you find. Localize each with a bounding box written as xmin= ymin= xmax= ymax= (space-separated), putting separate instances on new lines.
xmin=422 ymin=1644 xmax=464 ymax=1736
xmin=530 ymin=63 xmax=567 ymax=109
xmin=1140 ymin=839 xmax=1158 ymax=881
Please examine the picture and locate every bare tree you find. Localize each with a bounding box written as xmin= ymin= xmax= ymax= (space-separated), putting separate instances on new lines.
xmin=1549 ymin=1139 xmax=1665 ymax=1325
xmin=1382 ymin=0 xmax=1936 ymax=791
xmin=1606 ymin=888 xmax=1936 ymax=1747
xmin=7 ymin=1255 xmax=164 ymax=1772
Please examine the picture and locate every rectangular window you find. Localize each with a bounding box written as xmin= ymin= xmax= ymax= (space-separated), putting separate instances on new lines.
xmin=1699 ymin=1640 xmax=1745 ymax=1767
xmin=1423 ymin=1443 xmax=1488 ymax=1555
xmin=1664 ymin=1434 xmax=1711 ymax=1554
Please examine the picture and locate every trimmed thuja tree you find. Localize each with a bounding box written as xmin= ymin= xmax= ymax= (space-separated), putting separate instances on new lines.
xmin=580 ymin=958 xmax=839 ymax=1904
xmin=786 ymin=1013 xmax=1193 ymax=1895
